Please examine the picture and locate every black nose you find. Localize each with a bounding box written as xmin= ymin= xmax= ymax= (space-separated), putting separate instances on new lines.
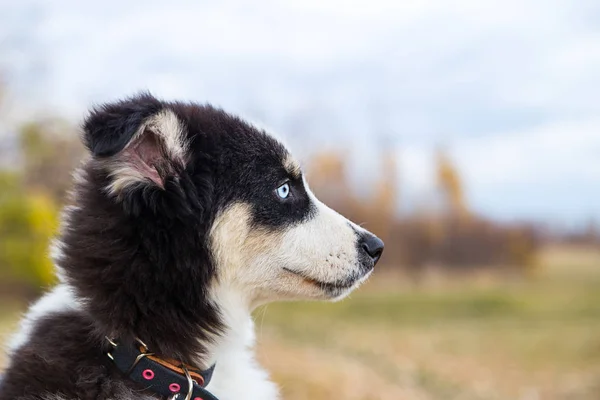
xmin=359 ymin=232 xmax=384 ymax=264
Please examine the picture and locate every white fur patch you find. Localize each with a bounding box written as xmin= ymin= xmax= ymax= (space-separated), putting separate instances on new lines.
xmin=146 ymin=109 xmax=188 ymax=161
xmin=49 ymin=239 xmax=68 ymax=283
xmin=7 ymin=284 xmax=82 ymax=353
xmin=283 ymin=154 xmax=302 ymax=179
xmin=203 ymin=285 xmax=280 ymax=400
xmin=283 ymin=180 xmax=359 ymax=282
xmin=106 ymin=162 xmax=147 ymax=195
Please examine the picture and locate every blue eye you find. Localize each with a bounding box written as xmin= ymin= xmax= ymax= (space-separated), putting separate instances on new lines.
xmin=276 ymin=183 xmax=290 ymax=199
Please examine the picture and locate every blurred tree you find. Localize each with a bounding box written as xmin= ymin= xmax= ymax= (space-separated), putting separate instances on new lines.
xmin=0 ymin=171 xmax=58 ymax=295
xmin=436 ymin=149 xmax=469 ymax=221
xmin=0 ymin=79 xmax=81 ymax=296
xmin=20 ymin=119 xmax=84 ymax=202
xmin=307 ymin=151 xmax=353 ymax=217
xmin=366 ymin=149 xmax=398 ymax=241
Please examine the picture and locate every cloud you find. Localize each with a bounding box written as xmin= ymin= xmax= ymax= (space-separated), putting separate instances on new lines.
xmin=1 ymin=0 xmax=599 ymax=222
xmin=454 ymin=118 xmax=600 ymax=219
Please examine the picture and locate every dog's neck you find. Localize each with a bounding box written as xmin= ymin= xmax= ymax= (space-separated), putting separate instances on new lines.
xmin=201 ymin=284 xmax=254 ymax=367
xmin=200 ymin=284 xmax=279 ymax=399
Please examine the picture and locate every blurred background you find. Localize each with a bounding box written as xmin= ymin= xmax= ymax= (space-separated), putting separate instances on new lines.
xmin=1 ymin=1 xmax=599 ymax=399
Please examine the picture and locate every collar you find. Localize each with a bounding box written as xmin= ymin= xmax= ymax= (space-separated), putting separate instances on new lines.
xmin=106 ymin=337 xmax=218 ymax=400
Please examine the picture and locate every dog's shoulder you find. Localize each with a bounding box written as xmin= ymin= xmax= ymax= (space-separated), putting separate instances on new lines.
xmin=1 ymin=286 xmax=151 ymax=400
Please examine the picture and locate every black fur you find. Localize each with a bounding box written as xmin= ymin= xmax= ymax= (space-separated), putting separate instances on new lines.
xmin=0 ymin=93 xmax=315 ymax=399
xmin=83 ymin=93 xmax=163 ymax=157
xmin=1 ymin=312 xmax=146 ymax=399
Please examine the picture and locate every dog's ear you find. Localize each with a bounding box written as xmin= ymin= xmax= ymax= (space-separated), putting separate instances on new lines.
xmin=83 ymin=93 xmax=188 ymax=195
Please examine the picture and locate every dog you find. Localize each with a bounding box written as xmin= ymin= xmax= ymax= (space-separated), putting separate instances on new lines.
xmin=0 ymin=93 xmax=384 ymax=400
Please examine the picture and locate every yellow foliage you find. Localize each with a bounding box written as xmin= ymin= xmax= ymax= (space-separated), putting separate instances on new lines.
xmin=436 ymin=149 xmax=469 ymax=220
xmin=26 ymin=194 xmax=59 ymax=285
xmin=0 ymin=173 xmax=58 ymax=291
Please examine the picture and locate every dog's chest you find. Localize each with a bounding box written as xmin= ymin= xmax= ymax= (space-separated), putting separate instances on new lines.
xmin=202 ymin=299 xmax=279 ymax=400
xmin=205 ymin=345 xmax=279 ymax=400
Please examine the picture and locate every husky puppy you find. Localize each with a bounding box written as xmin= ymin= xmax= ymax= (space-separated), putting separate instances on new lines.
xmin=0 ymin=94 xmax=383 ymax=400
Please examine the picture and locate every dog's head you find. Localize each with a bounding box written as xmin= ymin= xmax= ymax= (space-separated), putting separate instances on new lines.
xmin=60 ymin=94 xmax=383 ymax=341
xmin=79 ymin=94 xmax=383 ymax=304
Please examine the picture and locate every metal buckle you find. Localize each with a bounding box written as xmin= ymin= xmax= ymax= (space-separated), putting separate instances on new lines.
xmin=181 ymin=365 xmax=194 ymax=400
xmin=105 ymin=336 xmax=155 ymax=373
xmin=128 ymin=337 xmax=154 ymax=373
xmin=105 ymin=336 xmax=117 ymax=361
xmin=135 ymin=337 xmax=149 ymax=352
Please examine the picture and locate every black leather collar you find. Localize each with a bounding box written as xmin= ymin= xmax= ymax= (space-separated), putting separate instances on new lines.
xmin=106 ymin=338 xmax=218 ymax=400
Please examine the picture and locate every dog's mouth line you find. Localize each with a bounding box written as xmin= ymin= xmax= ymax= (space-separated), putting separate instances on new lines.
xmin=282 ymin=267 xmax=364 ymax=291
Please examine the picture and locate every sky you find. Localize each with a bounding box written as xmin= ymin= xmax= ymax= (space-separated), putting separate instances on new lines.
xmin=1 ymin=0 xmax=599 ymax=225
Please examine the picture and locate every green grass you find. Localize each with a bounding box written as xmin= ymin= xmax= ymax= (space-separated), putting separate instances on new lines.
xmin=256 ymin=249 xmax=600 ymax=399
xmin=260 ymin=277 xmax=600 ymax=330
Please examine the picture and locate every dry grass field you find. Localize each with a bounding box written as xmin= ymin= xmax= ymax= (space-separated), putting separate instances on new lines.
xmin=1 ymin=245 xmax=599 ymax=400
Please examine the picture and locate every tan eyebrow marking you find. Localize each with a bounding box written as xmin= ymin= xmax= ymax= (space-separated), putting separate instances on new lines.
xmin=283 ymin=154 xmax=302 ymax=179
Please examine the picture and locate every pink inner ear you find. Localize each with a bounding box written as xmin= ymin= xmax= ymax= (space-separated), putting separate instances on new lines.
xmin=122 ymin=131 xmax=165 ymax=188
